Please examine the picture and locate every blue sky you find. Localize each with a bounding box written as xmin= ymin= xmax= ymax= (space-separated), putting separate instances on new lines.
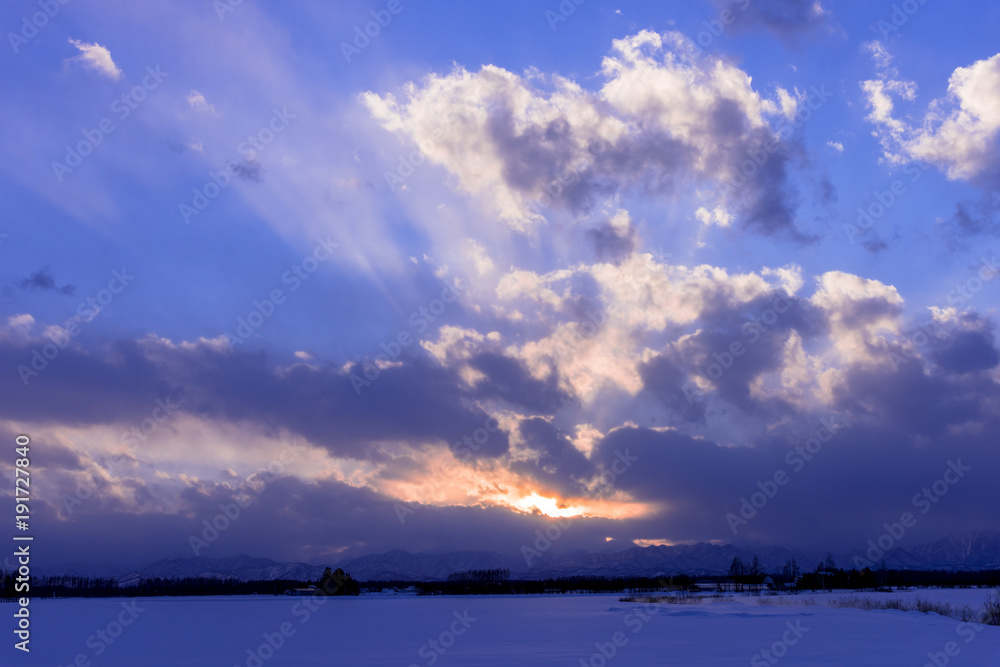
xmin=2 ymin=0 xmax=1000 ymax=568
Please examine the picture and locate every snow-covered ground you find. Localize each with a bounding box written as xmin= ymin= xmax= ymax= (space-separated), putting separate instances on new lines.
xmin=4 ymin=588 xmax=999 ymax=665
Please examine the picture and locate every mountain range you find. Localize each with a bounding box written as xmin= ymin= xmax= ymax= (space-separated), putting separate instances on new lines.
xmin=43 ymin=530 xmax=1000 ymax=584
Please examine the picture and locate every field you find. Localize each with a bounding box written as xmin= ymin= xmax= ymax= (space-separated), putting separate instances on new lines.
xmin=5 ymin=588 xmax=1000 ymax=665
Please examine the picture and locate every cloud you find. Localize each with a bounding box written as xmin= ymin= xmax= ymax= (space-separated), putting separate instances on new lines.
xmin=363 ymin=29 xmax=819 ymax=241
xmin=15 ymin=267 xmax=75 ymax=295
xmin=186 ymin=90 xmax=217 ymax=115
xmin=232 ymin=159 xmax=263 ymax=182
xmin=4 ymin=265 xmax=1000 ymax=566
xmin=863 ymin=50 xmax=1000 ymax=182
xmin=714 ymin=0 xmax=831 ymax=41
xmin=67 ymin=38 xmax=122 ymax=81
xmin=586 ymin=209 xmax=637 ymax=263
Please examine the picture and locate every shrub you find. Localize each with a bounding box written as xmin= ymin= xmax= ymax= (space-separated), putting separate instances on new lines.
xmin=955 ymin=604 xmax=977 ymax=622
xmin=913 ymin=597 xmax=951 ymax=616
xmin=984 ymin=589 xmax=1000 ymax=626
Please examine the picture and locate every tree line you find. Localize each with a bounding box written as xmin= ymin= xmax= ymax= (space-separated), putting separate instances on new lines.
xmin=446 ymin=568 xmax=510 ymax=582
xmin=0 ymin=568 xmax=359 ymax=600
xmin=4 ymin=564 xmax=999 ymax=601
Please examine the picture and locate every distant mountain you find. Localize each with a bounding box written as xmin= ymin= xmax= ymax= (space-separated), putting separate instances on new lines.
xmin=336 ymin=530 xmax=1000 ymax=581
xmin=884 ymin=529 xmax=1000 ymax=570
xmin=332 ymin=549 xmax=526 ymax=582
xmin=37 ymin=530 xmax=1000 ymax=583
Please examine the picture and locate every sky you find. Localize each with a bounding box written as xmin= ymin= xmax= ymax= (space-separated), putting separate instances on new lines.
xmin=2 ymin=0 xmax=999 ymax=570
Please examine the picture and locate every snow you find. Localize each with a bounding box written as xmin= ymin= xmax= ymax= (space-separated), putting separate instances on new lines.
xmin=4 ymin=588 xmax=999 ymax=665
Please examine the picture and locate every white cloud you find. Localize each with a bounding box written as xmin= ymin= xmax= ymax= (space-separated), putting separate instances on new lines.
xmin=1 ymin=314 xmax=35 ymax=342
xmin=67 ymin=38 xmax=122 ymax=81
xmin=863 ymin=51 xmax=1000 ymax=180
xmin=186 ymin=90 xmax=217 ymax=115
xmin=363 ymin=30 xmax=802 ymax=235
xmin=864 ymin=41 xmax=893 ymax=72
xmin=827 ymin=140 xmax=844 ymax=153
xmin=775 ymin=87 xmax=799 ymax=122
xmin=695 ymin=206 xmax=732 ymax=228
xmin=474 ymin=253 xmax=802 ymax=405
xmin=810 ymin=271 xmax=903 ymax=364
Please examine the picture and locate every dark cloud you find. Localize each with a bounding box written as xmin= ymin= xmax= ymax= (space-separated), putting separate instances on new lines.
xmin=508 ymin=417 xmax=593 ymax=497
xmin=712 ymin=0 xmax=832 ymax=41
xmin=25 ymin=474 xmax=624 ymax=570
xmin=592 ymin=419 xmax=999 ymax=552
xmin=232 ymin=159 xmax=263 ymax=182
xmin=832 ymin=357 xmax=990 ymax=438
xmin=468 ymin=352 xmax=569 ymax=415
xmin=931 ymin=330 xmax=1000 ymax=374
xmin=0 ymin=335 xmax=513 ymax=461
xmin=862 ymin=236 xmax=888 ymax=254
xmin=16 ymin=267 xmax=75 ymax=295
xmin=586 ymin=218 xmax=636 ymax=264
xmin=643 ymin=291 xmax=824 ymax=416
xmin=944 ymin=192 xmax=1000 ymax=247
xmin=639 ymin=356 xmax=707 ymax=424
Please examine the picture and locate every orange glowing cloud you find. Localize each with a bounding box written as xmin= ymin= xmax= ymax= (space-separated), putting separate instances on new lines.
xmin=374 ymin=446 xmax=656 ymax=521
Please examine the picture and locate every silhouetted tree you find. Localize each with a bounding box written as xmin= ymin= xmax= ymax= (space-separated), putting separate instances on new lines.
xmin=729 ymin=557 xmax=746 ymax=592
xmin=749 ymin=555 xmax=765 ymax=594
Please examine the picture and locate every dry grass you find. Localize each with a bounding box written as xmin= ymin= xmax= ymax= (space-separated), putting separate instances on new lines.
xmin=985 ymin=589 xmax=1000 ymax=626
xmin=619 ymin=592 xmax=702 ymax=604
xmin=755 ymin=595 xmax=816 ymax=607
xmin=831 ymin=591 xmax=1000 ymax=625
xmin=623 ymin=588 xmax=1000 ymax=625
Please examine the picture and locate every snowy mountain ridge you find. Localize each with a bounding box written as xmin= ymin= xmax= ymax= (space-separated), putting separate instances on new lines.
xmin=40 ymin=529 xmax=1000 ymax=583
